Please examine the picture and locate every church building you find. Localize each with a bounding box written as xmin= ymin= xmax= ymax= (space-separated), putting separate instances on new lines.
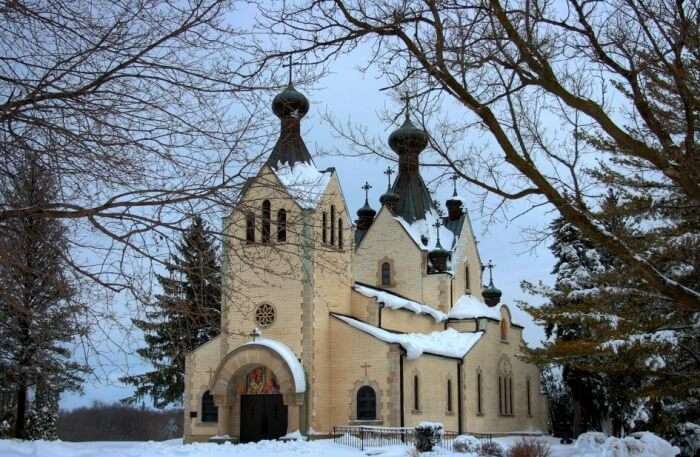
xmin=183 ymin=81 xmax=548 ymax=443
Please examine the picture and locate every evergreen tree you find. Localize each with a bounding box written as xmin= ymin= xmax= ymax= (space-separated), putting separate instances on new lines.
xmin=26 ymin=378 xmax=60 ymax=440
xmin=122 ymin=216 xmax=221 ymax=407
xmin=525 ymin=188 xmax=700 ymax=436
xmin=0 ymin=154 xmax=87 ymax=439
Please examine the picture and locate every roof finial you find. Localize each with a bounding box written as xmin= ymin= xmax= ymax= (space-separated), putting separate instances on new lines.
xmin=432 ymin=219 xmax=443 ymax=248
xmin=383 ymin=166 xmax=395 ymax=191
xmin=361 ymin=181 xmax=372 ymax=205
xmin=486 ymin=259 xmax=496 ymax=287
xmin=451 ymin=173 xmax=459 ymax=197
xmin=399 ymin=92 xmax=411 ymax=120
xmin=282 ymin=54 xmax=300 ymax=86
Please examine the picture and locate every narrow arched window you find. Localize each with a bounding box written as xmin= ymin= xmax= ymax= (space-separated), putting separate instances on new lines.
xmin=526 ymin=377 xmax=532 ymax=417
xmin=201 ymin=390 xmax=218 ymax=422
xmin=465 ymin=265 xmax=470 ymax=293
xmin=413 ymin=375 xmax=420 ymax=411
xmin=322 ymin=211 xmax=328 ymax=244
xmin=261 ymin=200 xmax=271 ymax=243
xmin=245 ymin=213 xmax=255 ymax=243
xmin=498 ymin=375 xmax=504 ymax=415
xmin=501 ymin=319 xmax=508 ymax=341
xmin=476 ymin=370 xmax=483 ymax=415
xmin=447 ymin=379 xmax=453 ymax=413
xmin=277 ymin=209 xmax=287 ymax=242
xmin=338 ymin=218 xmax=343 ymax=249
xmin=381 ymin=262 xmax=391 ymax=287
xmin=356 ymin=386 xmax=376 ymax=420
xmin=330 ymin=205 xmax=336 ymax=245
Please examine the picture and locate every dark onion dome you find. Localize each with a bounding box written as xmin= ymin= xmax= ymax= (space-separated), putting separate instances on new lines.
xmin=357 ymin=201 xmax=376 ymax=219
xmin=428 ymin=244 xmax=449 ymax=273
xmin=379 ymin=190 xmax=400 ymax=210
xmin=446 ymin=196 xmax=463 ymax=221
xmin=482 ymin=282 xmax=502 ymax=307
xmin=388 ymin=116 xmax=429 ymax=155
xmin=272 ymin=83 xmax=310 ymax=119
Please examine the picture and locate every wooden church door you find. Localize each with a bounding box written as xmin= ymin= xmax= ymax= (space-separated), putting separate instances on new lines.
xmin=238 ymin=366 xmax=288 ymax=443
xmin=240 ymin=394 xmax=288 ymax=443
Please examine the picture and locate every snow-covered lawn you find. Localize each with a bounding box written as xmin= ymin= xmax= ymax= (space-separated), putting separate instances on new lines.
xmin=0 ymin=434 xmax=679 ymax=457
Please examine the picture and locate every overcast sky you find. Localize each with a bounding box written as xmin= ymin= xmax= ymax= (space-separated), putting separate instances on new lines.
xmin=61 ymin=22 xmax=557 ymax=411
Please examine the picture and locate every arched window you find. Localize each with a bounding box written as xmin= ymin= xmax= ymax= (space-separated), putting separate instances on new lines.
xmin=381 ymin=262 xmax=391 ymax=287
xmin=201 ymin=390 xmax=218 ymax=422
xmin=322 ymin=211 xmax=328 ymax=244
xmin=277 ymin=209 xmax=287 ymax=242
xmin=245 ymin=213 xmax=255 ymax=243
xmin=413 ymin=375 xmax=420 ymax=411
xmin=500 ymin=318 xmax=508 ymax=341
xmin=330 ymin=205 xmax=336 ymax=245
xmin=498 ymin=358 xmax=513 ymax=416
xmin=447 ymin=379 xmax=453 ymax=413
xmin=356 ymin=386 xmax=376 ymax=420
xmin=476 ymin=370 xmax=483 ymax=415
xmin=261 ymin=200 xmax=271 ymax=243
xmin=465 ymin=265 xmax=470 ymax=293
xmin=526 ymin=377 xmax=532 ymax=417
xmin=338 ymin=218 xmax=343 ymax=249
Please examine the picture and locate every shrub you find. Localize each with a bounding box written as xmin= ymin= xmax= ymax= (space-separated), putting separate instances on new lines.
xmin=479 ymin=440 xmax=505 ymax=457
xmin=414 ymin=422 xmax=443 ymax=453
xmin=454 ymin=435 xmax=481 ymax=453
xmin=507 ymin=438 xmax=551 ymax=457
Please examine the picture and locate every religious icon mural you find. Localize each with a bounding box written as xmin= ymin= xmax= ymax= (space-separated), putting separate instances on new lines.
xmin=238 ymin=366 xmax=281 ymax=395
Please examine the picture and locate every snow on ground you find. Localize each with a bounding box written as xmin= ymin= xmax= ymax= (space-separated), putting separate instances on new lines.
xmin=0 ymin=433 xmax=679 ymax=457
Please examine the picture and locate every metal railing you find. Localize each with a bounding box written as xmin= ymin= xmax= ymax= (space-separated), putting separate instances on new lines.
xmin=332 ymin=425 xmax=460 ymax=452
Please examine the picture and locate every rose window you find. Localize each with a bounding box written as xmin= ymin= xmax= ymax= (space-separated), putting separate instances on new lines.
xmin=255 ymin=303 xmax=276 ymax=328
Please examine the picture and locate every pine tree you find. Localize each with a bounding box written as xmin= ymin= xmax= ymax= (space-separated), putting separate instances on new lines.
xmin=26 ymin=378 xmax=60 ymax=440
xmin=122 ymin=216 xmax=221 ymax=407
xmin=525 ymin=188 xmax=700 ymax=436
xmin=0 ymin=154 xmax=87 ymax=439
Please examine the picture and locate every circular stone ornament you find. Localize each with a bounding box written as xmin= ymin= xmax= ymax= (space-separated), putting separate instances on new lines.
xmin=255 ymin=303 xmax=276 ymax=328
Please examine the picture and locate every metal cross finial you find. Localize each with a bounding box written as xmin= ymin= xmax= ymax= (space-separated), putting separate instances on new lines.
xmin=399 ymin=92 xmax=412 ymax=120
xmin=432 ymin=219 xmax=442 ymax=245
xmin=282 ymin=54 xmax=301 ymax=86
xmin=451 ymin=174 xmax=459 ymax=197
xmin=361 ymin=181 xmax=372 ymax=205
xmin=486 ymin=259 xmax=495 ymax=286
xmin=383 ymin=166 xmax=394 ymax=191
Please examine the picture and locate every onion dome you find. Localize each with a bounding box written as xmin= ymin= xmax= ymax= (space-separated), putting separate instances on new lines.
xmin=482 ymin=260 xmax=502 ymax=307
xmin=388 ymin=116 xmax=429 ymax=156
xmin=446 ymin=176 xmax=463 ymax=221
xmin=379 ymin=190 xmax=400 ymax=212
xmin=272 ymin=83 xmax=310 ymax=119
xmin=428 ymin=243 xmax=449 ymax=273
xmin=266 ymin=82 xmax=313 ymax=170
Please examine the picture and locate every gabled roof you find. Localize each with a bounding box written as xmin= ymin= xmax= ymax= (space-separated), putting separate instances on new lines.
xmin=331 ymin=313 xmax=483 ymax=360
xmin=353 ymin=282 xmax=446 ymax=322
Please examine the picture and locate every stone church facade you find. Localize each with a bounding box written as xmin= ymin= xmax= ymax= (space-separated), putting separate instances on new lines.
xmin=183 ymin=82 xmax=549 ymax=443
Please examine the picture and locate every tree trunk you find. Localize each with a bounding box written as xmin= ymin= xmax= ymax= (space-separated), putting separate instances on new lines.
xmin=14 ymin=382 xmax=27 ymax=439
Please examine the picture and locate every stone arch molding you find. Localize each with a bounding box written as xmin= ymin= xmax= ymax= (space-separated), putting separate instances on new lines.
xmin=209 ymin=342 xmax=305 ymax=408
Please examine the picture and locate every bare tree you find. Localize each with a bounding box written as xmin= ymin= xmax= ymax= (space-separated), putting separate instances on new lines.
xmin=0 ymin=0 xmax=281 ymax=292
xmin=252 ymin=0 xmax=700 ymax=309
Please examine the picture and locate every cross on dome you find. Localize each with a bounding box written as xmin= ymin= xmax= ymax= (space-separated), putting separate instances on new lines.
xmin=383 ymin=166 xmax=394 ymax=191
xmin=451 ymin=174 xmax=459 ymax=197
xmin=362 ymin=181 xmax=372 ymax=204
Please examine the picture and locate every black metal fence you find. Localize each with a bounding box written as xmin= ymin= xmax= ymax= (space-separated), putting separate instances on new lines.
xmin=332 ymin=425 xmax=459 ymax=452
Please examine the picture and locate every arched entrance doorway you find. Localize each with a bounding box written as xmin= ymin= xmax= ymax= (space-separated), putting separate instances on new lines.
xmin=209 ymin=340 xmax=305 ymax=442
xmin=238 ymin=366 xmax=287 ymax=442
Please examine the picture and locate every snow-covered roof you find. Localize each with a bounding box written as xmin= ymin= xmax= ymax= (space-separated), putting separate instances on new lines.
xmin=273 ymin=162 xmax=331 ymax=210
xmin=448 ymin=294 xmax=524 ymax=327
xmin=243 ymin=338 xmax=306 ymax=393
xmin=395 ymin=208 xmax=457 ymax=253
xmin=332 ymin=314 xmax=483 ymax=360
xmin=353 ymin=283 xmax=447 ymax=322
